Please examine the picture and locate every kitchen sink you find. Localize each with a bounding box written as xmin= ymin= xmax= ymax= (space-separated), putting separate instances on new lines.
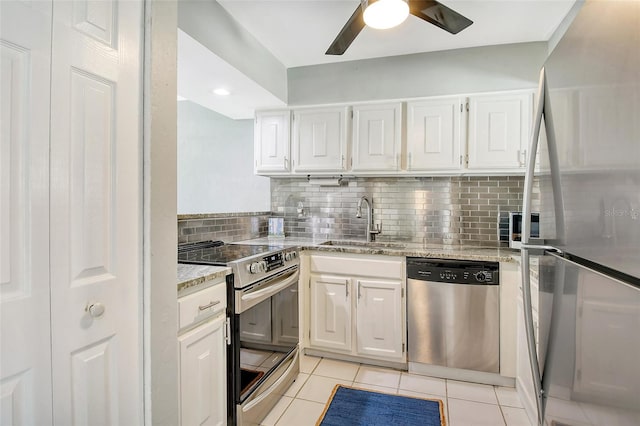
xmin=319 ymin=240 xmax=408 ymax=249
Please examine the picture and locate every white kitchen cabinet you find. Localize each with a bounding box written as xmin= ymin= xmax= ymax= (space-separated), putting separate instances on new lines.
xmin=179 ymin=314 xmax=227 ymax=426
xmin=178 ymin=277 xmax=228 ymax=426
xmin=254 ymin=110 xmax=291 ymax=174
xmin=407 ymin=97 xmax=464 ymax=171
xmin=467 ymin=92 xmax=533 ymax=170
xmin=292 ymin=107 xmax=348 ymax=173
xmin=352 ymin=102 xmax=402 ymax=172
xmin=307 ymin=253 xmax=406 ymax=363
xmin=309 ymin=275 xmax=352 ymax=352
xmin=355 ymin=279 xmax=404 ymax=360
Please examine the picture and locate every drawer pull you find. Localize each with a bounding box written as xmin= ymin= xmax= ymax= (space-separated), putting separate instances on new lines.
xmin=198 ymin=300 xmax=221 ymax=311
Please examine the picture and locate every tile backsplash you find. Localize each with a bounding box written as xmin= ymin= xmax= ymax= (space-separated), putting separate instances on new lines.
xmin=178 ymin=212 xmax=270 ymax=244
xmin=271 ymin=176 xmax=540 ymax=247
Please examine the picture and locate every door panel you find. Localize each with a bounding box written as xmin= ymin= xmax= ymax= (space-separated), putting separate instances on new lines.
xmin=407 ymin=98 xmax=462 ymax=171
xmin=0 ymin=1 xmax=53 ymax=424
xmin=49 ymin=0 xmax=143 ymax=423
xmin=179 ymin=316 xmax=227 ymax=426
xmin=352 ymin=103 xmax=401 ymax=172
xmin=292 ymin=107 xmax=347 ymax=173
xmin=356 ymin=279 xmax=404 ymax=360
xmin=310 ymin=275 xmax=351 ymax=351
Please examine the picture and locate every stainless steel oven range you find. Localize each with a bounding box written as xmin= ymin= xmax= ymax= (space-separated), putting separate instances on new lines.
xmin=178 ymin=241 xmax=300 ymax=426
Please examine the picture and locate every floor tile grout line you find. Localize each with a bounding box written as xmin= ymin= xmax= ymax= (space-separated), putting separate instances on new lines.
xmin=494 ymin=385 xmax=509 ymax=426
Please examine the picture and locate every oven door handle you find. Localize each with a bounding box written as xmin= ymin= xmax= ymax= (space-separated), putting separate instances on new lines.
xmin=242 ymin=349 xmax=299 ymax=413
xmin=241 ymin=269 xmax=300 ymax=303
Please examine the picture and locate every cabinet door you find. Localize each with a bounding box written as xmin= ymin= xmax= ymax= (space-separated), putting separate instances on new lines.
xmin=255 ymin=110 xmax=290 ymax=174
xmin=274 ymin=284 xmax=299 ymax=344
xmin=467 ymin=92 xmax=532 ymax=170
xmin=240 ymin=298 xmax=272 ymax=343
xmin=352 ymin=103 xmax=402 ymax=172
xmin=355 ymin=279 xmax=404 ymax=361
xmin=407 ymin=98 xmax=463 ymax=171
xmin=292 ymin=107 xmax=348 ymax=173
xmin=179 ymin=315 xmax=226 ymax=426
xmin=310 ymin=275 xmax=352 ymax=352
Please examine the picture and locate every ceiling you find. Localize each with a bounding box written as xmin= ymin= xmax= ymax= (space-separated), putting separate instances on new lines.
xmin=178 ymin=0 xmax=576 ymax=119
xmin=177 ymin=30 xmax=286 ymax=120
xmin=218 ymin=0 xmax=577 ymax=68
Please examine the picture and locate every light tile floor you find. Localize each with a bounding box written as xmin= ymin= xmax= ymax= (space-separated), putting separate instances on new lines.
xmin=261 ymin=354 xmax=532 ymax=426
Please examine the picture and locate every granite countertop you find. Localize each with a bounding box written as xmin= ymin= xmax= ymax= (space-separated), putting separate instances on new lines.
xmin=177 ymin=264 xmax=231 ymax=294
xmin=237 ymin=237 xmax=519 ymax=263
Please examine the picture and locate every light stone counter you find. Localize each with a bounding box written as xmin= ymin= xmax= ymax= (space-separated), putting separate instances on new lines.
xmin=237 ymin=237 xmax=519 ymax=263
xmin=177 ymin=264 xmax=231 ymax=295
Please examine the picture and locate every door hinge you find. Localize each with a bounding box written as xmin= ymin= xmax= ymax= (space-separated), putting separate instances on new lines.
xmin=466 ymin=102 xmax=469 ymax=112
xmin=576 ymin=369 xmax=582 ymax=381
xmin=350 ymin=110 xmax=354 ymax=119
xmin=309 ymin=278 xmax=311 ymax=288
xmin=309 ymin=330 xmax=311 ymax=339
xmin=401 ymin=288 xmax=404 ymax=298
xmin=460 ymin=103 xmax=463 ymax=113
xmin=402 ymin=343 xmax=405 ymax=353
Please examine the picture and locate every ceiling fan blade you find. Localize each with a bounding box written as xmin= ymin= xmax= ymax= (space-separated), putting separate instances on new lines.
xmin=409 ymin=0 xmax=473 ymax=34
xmin=326 ymin=5 xmax=366 ymax=55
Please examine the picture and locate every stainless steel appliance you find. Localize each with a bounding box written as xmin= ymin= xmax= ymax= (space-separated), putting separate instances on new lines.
xmin=508 ymin=211 xmax=540 ymax=249
xmin=521 ymin=2 xmax=640 ymax=425
xmin=407 ymin=258 xmax=500 ymax=373
xmin=178 ymin=241 xmax=300 ymax=426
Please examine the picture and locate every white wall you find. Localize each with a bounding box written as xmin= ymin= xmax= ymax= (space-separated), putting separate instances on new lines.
xmin=177 ymin=101 xmax=270 ymax=214
xmin=287 ymin=42 xmax=548 ymax=105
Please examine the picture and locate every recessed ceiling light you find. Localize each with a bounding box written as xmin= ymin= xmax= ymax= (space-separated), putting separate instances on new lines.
xmin=213 ymin=88 xmax=231 ymax=96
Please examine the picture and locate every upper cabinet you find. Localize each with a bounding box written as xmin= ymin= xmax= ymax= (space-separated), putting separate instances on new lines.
xmin=407 ymin=97 xmax=463 ymax=172
xmin=255 ymin=110 xmax=291 ymax=174
xmin=292 ymin=107 xmax=348 ymax=173
xmin=253 ymin=90 xmax=534 ymax=176
xmin=467 ymin=92 xmax=533 ymax=171
xmin=352 ymin=103 xmax=402 ymax=172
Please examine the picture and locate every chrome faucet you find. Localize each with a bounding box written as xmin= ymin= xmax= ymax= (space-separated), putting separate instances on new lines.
xmin=356 ymin=196 xmax=381 ymax=242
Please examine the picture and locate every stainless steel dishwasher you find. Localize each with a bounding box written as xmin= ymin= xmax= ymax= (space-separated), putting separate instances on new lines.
xmin=407 ymin=257 xmax=500 ymax=373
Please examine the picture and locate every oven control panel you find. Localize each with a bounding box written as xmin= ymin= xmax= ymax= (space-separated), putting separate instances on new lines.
xmin=246 ymin=250 xmax=299 ymax=275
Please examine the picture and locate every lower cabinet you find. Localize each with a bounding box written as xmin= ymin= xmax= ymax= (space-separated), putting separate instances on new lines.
xmin=307 ymin=254 xmax=406 ymax=363
xmin=177 ymin=278 xmax=228 ymax=426
xmin=179 ymin=315 xmax=227 ymax=426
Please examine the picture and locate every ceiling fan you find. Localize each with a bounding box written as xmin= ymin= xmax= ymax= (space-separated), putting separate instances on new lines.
xmin=326 ymin=0 xmax=473 ymax=55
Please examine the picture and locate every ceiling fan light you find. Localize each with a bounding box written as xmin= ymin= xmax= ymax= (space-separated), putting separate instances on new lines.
xmin=363 ymin=0 xmax=409 ymax=30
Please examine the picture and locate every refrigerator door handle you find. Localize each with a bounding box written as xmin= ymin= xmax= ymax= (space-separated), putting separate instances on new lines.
xmin=520 ymin=68 xmax=546 ymax=426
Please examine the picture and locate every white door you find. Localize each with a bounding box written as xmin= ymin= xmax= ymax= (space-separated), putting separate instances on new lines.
xmin=355 ymin=279 xmax=404 ymax=361
xmin=0 ymin=2 xmax=53 ymax=424
xmin=467 ymin=92 xmax=532 ymax=170
xmin=407 ymin=98 xmax=463 ymax=171
xmin=310 ymin=275 xmax=352 ymax=352
xmin=49 ymin=0 xmax=143 ymax=424
xmin=179 ymin=315 xmax=227 ymax=426
xmin=352 ymin=103 xmax=402 ymax=172
xmin=255 ymin=110 xmax=291 ymax=174
xmin=292 ymin=107 xmax=348 ymax=173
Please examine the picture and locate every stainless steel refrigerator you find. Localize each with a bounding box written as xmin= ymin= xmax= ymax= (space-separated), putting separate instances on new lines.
xmin=520 ymin=1 xmax=640 ymax=425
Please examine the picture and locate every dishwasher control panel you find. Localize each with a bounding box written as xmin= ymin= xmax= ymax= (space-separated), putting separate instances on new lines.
xmin=406 ymin=258 xmax=500 ymax=285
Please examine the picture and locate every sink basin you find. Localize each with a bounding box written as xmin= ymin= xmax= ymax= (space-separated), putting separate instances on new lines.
xmin=319 ymin=240 xmax=407 ymax=249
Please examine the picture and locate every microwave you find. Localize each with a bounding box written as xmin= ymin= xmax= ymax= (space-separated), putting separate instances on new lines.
xmin=508 ymin=212 xmax=539 ymax=249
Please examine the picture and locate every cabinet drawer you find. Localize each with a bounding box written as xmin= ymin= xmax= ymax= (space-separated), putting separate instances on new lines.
xmin=178 ymin=281 xmax=226 ymax=331
xmin=310 ymin=254 xmax=403 ymax=280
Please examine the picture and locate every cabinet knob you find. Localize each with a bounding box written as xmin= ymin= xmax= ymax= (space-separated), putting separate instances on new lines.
xmin=85 ymin=302 xmax=105 ymax=318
